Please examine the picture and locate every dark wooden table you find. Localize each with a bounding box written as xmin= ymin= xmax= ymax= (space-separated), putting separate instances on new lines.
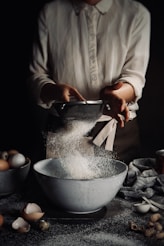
xmin=0 ymin=177 xmax=164 ymax=246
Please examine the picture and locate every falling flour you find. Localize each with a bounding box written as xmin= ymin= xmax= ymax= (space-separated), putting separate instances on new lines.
xmin=46 ymin=119 xmax=115 ymax=179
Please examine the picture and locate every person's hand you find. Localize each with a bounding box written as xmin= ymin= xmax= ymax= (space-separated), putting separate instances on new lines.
xmin=41 ymin=83 xmax=86 ymax=103
xmin=100 ymin=82 xmax=130 ymax=128
xmin=54 ymin=83 xmax=86 ymax=102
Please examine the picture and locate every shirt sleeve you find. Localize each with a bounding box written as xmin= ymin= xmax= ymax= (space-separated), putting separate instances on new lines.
xmin=27 ymin=4 xmax=56 ymax=109
xmin=117 ymin=4 xmax=151 ymax=103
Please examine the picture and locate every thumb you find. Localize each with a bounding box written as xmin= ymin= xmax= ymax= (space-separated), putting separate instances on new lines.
xmin=112 ymin=82 xmax=123 ymax=90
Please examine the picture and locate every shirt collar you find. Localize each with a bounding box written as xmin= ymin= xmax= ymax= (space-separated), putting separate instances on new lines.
xmin=72 ymin=0 xmax=113 ymax=15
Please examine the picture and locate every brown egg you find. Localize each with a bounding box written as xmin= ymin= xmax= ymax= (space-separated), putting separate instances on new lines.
xmin=7 ymin=149 xmax=19 ymax=157
xmin=0 ymin=159 xmax=10 ymax=171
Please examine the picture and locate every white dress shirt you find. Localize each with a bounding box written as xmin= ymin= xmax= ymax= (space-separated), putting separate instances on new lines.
xmin=28 ymin=0 xmax=151 ymax=150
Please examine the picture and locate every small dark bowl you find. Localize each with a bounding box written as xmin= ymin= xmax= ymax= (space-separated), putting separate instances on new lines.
xmin=0 ymin=158 xmax=31 ymax=197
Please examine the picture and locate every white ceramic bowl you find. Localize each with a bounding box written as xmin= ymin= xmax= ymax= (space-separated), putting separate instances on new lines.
xmin=0 ymin=158 xmax=31 ymax=197
xmin=33 ymin=157 xmax=128 ymax=214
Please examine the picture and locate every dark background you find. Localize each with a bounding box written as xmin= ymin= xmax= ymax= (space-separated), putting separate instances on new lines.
xmin=1 ymin=0 xmax=164 ymax=162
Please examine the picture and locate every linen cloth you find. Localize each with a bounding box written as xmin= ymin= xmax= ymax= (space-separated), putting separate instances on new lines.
xmin=119 ymin=158 xmax=164 ymax=199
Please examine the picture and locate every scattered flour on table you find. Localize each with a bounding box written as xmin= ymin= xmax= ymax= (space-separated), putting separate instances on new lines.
xmin=35 ymin=205 xmax=147 ymax=246
xmin=0 ymin=195 xmax=154 ymax=246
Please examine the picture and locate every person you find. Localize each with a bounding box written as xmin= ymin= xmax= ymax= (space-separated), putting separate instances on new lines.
xmin=27 ymin=0 xmax=151 ymax=164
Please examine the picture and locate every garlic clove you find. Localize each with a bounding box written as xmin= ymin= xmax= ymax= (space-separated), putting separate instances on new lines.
xmin=22 ymin=203 xmax=45 ymax=222
xmin=39 ymin=219 xmax=50 ymax=231
xmin=133 ymin=203 xmax=151 ymax=213
xmin=150 ymin=204 xmax=159 ymax=212
xmin=12 ymin=217 xmax=31 ymax=233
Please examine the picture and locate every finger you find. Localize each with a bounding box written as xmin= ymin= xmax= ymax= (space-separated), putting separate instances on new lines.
xmin=62 ymin=89 xmax=70 ymax=102
xmin=120 ymin=99 xmax=126 ymax=111
xmin=116 ymin=114 xmax=125 ymax=128
xmin=120 ymin=104 xmax=130 ymax=122
xmin=125 ymin=109 xmax=130 ymax=122
xmin=70 ymin=88 xmax=86 ymax=101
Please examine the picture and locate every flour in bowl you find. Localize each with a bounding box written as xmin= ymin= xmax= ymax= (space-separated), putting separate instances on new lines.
xmin=46 ymin=119 xmax=115 ymax=179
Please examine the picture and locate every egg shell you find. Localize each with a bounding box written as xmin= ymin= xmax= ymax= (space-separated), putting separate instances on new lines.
xmin=0 ymin=159 xmax=10 ymax=171
xmin=12 ymin=217 xmax=31 ymax=233
xmin=24 ymin=203 xmax=42 ymax=213
xmin=0 ymin=151 xmax=8 ymax=160
xmin=22 ymin=203 xmax=45 ymax=222
xmin=23 ymin=211 xmax=45 ymax=222
xmin=8 ymin=153 xmax=26 ymax=168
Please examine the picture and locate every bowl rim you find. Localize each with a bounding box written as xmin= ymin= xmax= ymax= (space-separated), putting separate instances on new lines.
xmin=33 ymin=158 xmax=128 ymax=181
xmin=54 ymin=100 xmax=103 ymax=106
